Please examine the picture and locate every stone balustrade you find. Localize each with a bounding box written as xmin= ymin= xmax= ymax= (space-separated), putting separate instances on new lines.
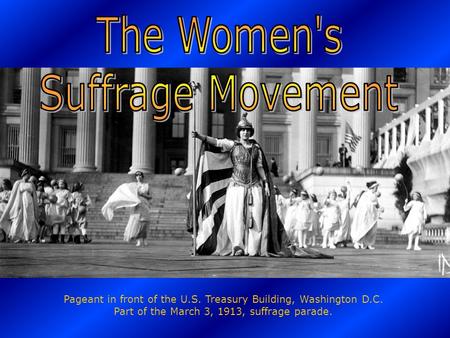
xmin=375 ymin=85 xmax=450 ymax=223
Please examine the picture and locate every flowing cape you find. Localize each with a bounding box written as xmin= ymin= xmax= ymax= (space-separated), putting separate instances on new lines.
xmin=351 ymin=190 xmax=379 ymax=241
xmin=101 ymin=183 xmax=141 ymax=221
xmin=193 ymin=141 xmax=332 ymax=259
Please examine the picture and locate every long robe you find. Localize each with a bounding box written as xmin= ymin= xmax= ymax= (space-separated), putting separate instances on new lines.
xmin=351 ymin=190 xmax=380 ymax=246
xmin=401 ymin=200 xmax=427 ymax=235
xmin=334 ymin=197 xmax=351 ymax=243
xmin=0 ymin=190 xmax=12 ymax=234
xmin=0 ymin=180 xmax=39 ymax=241
xmin=102 ymin=182 xmax=151 ymax=241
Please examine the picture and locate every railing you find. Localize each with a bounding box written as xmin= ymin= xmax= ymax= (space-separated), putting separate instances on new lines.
xmin=375 ymin=85 xmax=450 ymax=167
xmin=422 ymin=223 xmax=450 ymax=245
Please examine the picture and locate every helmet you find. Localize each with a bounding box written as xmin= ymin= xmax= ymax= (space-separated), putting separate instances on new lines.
xmin=236 ymin=112 xmax=254 ymax=137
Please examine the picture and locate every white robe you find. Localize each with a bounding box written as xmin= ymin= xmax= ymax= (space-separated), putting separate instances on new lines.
xmin=401 ymin=200 xmax=427 ymax=235
xmin=0 ymin=180 xmax=39 ymax=241
xmin=102 ymin=182 xmax=151 ymax=242
xmin=335 ymin=198 xmax=351 ymax=243
xmin=351 ymin=190 xmax=380 ymax=246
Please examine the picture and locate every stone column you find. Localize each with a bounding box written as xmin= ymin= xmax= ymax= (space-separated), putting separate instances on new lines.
xmin=18 ymin=68 xmax=41 ymax=168
xmin=186 ymin=68 xmax=209 ymax=175
xmin=384 ymin=130 xmax=390 ymax=157
xmin=240 ymin=68 xmax=263 ymax=143
xmin=74 ymin=68 xmax=96 ymax=172
xmin=129 ymin=68 xmax=156 ymax=174
xmin=95 ymin=68 xmax=105 ymax=172
xmin=297 ymin=68 xmax=317 ymax=171
xmin=353 ymin=68 xmax=374 ymax=168
xmin=39 ymin=68 xmax=54 ymax=171
xmin=377 ymin=133 xmax=382 ymax=161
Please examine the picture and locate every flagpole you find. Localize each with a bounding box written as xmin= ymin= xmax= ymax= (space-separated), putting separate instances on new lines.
xmin=190 ymin=81 xmax=200 ymax=257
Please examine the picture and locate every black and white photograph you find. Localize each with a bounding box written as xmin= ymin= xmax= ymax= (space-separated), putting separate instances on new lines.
xmin=1 ymin=67 xmax=450 ymax=277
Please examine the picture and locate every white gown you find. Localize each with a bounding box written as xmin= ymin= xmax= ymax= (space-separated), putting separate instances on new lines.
xmin=351 ymin=190 xmax=380 ymax=246
xmin=401 ymin=200 xmax=427 ymax=235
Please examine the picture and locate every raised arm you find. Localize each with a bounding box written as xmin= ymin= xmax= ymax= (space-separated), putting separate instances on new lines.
xmin=192 ymin=131 xmax=218 ymax=147
xmin=403 ymin=200 xmax=412 ymax=212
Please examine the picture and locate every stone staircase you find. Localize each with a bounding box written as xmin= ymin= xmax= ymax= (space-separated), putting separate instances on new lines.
xmin=51 ymin=173 xmax=191 ymax=241
xmin=44 ymin=172 xmax=409 ymax=244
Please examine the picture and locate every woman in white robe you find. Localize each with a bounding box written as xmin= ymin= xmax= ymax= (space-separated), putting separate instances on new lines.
xmin=54 ymin=180 xmax=71 ymax=243
xmin=284 ymin=189 xmax=300 ymax=246
xmin=321 ymin=191 xmax=341 ymax=249
xmin=307 ymin=194 xmax=321 ymax=247
xmin=0 ymin=179 xmax=13 ymax=242
xmin=0 ymin=170 xmax=39 ymax=243
xmin=274 ymin=186 xmax=289 ymax=225
xmin=334 ymin=184 xmax=351 ymax=247
xmin=351 ymin=181 xmax=382 ymax=250
xmin=102 ymin=171 xmax=152 ymax=247
xmin=293 ymin=191 xmax=313 ymax=248
xmin=401 ymin=191 xmax=427 ymax=251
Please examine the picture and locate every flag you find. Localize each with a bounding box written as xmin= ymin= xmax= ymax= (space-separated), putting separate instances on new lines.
xmin=345 ymin=122 xmax=362 ymax=152
xmin=191 ymin=143 xmax=233 ymax=255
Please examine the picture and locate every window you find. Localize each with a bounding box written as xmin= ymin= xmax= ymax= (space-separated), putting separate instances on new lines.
xmin=12 ymin=69 xmax=21 ymax=104
xmin=317 ymin=135 xmax=333 ymax=166
xmin=433 ymin=68 xmax=450 ymax=85
xmin=58 ymin=127 xmax=76 ymax=168
xmin=318 ymin=95 xmax=332 ymax=113
xmin=6 ymin=124 xmax=19 ymax=160
xmin=393 ymin=68 xmax=408 ymax=83
xmin=264 ymin=134 xmax=282 ymax=171
xmin=172 ymin=111 xmax=185 ymax=138
xmin=211 ymin=112 xmax=224 ymax=138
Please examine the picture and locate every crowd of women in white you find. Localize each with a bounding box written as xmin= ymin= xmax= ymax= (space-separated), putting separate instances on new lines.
xmin=0 ymin=170 xmax=428 ymax=251
xmin=275 ymin=181 xmax=427 ymax=251
xmin=0 ymin=169 xmax=92 ymax=244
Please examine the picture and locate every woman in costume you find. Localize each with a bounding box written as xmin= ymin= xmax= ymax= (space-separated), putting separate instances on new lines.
xmin=69 ymin=182 xmax=92 ymax=244
xmin=321 ymin=190 xmax=341 ymax=249
xmin=102 ymin=171 xmax=152 ymax=247
xmin=54 ymin=179 xmax=71 ymax=244
xmin=307 ymin=193 xmax=321 ymax=247
xmin=273 ymin=186 xmax=289 ymax=225
xmin=334 ymin=183 xmax=351 ymax=247
xmin=293 ymin=191 xmax=313 ymax=248
xmin=193 ymin=113 xmax=277 ymax=256
xmin=401 ymin=191 xmax=427 ymax=251
xmin=351 ymin=181 xmax=383 ymax=250
xmin=35 ymin=183 xmax=49 ymax=243
xmin=0 ymin=170 xmax=39 ymax=243
xmin=0 ymin=179 xmax=13 ymax=242
xmin=284 ymin=188 xmax=300 ymax=245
